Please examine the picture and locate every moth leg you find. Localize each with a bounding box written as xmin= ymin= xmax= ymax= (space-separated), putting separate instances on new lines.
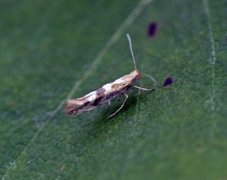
xmin=133 ymin=85 xmax=154 ymax=91
xmin=133 ymin=73 xmax=158 ymax=91
xmin=108 ymin=94 xmax=128 ymax=119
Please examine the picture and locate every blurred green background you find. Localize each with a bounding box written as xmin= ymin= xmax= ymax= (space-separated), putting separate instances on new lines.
xmin=0 ymin=0 xmax=226 ymax=179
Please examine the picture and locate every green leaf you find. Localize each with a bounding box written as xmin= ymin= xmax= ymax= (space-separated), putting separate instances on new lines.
xmin=1 ymin=0 xmax=226 ymax=179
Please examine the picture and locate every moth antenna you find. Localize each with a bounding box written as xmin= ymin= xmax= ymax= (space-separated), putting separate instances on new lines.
xmin=126 ymin=33 xmax=137 ymax=70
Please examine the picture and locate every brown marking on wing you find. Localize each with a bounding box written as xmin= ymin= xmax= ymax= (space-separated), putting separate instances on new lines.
xmin=111 ymin=83 xmax=125 ymax=90
xmin=92 ymin=87 xmax=105 ymax=106
xmin=64 ymin=98 xmax=89 ymax=115
xmin=64 ymin=101 xmax=77 ymax=115
xmin=96 ymin=87 xmax=105 ymax=97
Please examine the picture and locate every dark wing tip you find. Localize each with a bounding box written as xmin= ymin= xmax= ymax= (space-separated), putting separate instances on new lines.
xmin=64 ymin=101 xmax=76 ymax=116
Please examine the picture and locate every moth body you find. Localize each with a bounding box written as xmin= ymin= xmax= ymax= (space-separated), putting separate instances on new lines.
xmin=64 ymin=34 xmax=151 ymax=118
xmin=64 ymin=70 xmax=140 ymax=116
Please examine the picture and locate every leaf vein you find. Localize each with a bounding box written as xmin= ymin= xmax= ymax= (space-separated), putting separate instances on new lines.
xmin=203 ymin=0 xmax=217 ymax=111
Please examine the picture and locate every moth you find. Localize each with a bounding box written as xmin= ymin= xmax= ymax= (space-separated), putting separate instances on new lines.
xmin=64 ymin=34 xmax=154 ymax=118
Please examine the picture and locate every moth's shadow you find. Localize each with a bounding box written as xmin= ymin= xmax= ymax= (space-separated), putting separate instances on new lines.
xmin=101 ymin=89 xmax=155 ymax=119
xmin=100 ymin=94 xmax=138 ymax=119
xmin=69 ymin=90 xmax=156 ymax=152
xmin=83 ymin=90 xmax=152 ymax=130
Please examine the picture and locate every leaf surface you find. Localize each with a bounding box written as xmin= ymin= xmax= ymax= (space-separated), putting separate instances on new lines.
xmin=0 ymin=0 xmax=226 ymax=179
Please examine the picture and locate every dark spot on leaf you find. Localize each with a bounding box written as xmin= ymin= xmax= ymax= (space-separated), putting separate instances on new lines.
xmin=147 ymin=22 xmax=157 ymax=38
xmin=162 ymin=77 xmax=173 ymax=87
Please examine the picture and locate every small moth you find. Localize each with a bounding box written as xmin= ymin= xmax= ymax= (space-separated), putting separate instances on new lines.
xmin=64 ymin=34 xmax=153 ymax=118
